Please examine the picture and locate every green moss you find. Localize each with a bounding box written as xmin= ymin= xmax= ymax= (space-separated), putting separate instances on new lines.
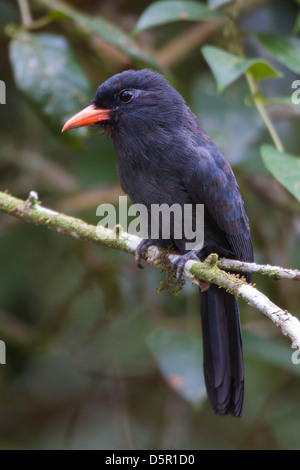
xmin=261 ymin=269 xmax=281 ymax=280
xmin=190 ymin=260 xmax=247 ymax=298
xmin=157 ymin=269 xmax=185 ymax=296
xmin=205 ymin=253 xmax=219 ymax=265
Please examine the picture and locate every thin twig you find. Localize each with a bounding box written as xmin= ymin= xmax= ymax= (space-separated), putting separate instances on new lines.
xmin=228 ymin=9 xmax=285 ymax=154
xmin=244 ymin=71 xmax=284 ymax=152
xmin=17 ymin=0 xmax=33 ymax=27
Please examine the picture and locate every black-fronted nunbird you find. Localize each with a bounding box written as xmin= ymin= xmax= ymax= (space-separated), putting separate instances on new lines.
xmin=62 ymin=69 xmax=253 ymax=418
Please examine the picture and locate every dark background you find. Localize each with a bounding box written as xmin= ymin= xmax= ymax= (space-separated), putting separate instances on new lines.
xmin=0 ymin=0 xmax=300 ymax=449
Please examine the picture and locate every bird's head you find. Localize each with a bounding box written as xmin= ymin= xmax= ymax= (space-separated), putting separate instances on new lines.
xmin=62 ymin=69 xmax=187 ymax=138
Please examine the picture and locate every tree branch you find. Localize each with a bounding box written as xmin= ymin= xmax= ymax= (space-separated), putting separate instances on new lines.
xmin=217 ymin=258 xmax=300 ymax=281
xmin=17 ymin=0 xmax=33 ymax=27
xmin=1 ymin=190 xmax=300 ymax=348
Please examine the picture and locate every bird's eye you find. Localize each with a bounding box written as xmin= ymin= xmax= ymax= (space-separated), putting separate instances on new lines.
xmin=119 ymin=90 xmax=133 ymax=103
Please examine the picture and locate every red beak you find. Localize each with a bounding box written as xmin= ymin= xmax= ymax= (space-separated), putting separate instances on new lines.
xmin=62 ymin=104 xmax=111 ymax=132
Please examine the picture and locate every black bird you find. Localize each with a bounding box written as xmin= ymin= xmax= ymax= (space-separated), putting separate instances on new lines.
xmin=62 ymin=69 xmax=253 ymax=417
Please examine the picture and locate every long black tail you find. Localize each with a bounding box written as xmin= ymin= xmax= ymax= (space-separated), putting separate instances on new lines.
xmin=200 ymin=285 xmax=244 ymax=418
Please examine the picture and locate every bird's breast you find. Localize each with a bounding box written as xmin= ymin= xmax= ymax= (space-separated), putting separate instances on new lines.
xmin=117 ymin=155 xmax=190 ymax=208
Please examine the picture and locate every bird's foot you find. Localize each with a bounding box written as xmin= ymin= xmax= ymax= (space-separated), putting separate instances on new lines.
xmin=135 ymin=238 xmax=162 ymax=269
xmin=173 ymin=251 xmax=200 ymax=280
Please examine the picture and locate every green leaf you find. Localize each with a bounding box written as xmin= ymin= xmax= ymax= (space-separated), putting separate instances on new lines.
xmin=148 ymin=329 xmax=206 ymax=405
xmin=202 ymin=45 xmax=281 ymax=93
xmin=9 ymin=33 xmax=91 ymax=133
xmin=37 ymin=0 xmax=161 ymax=70
xmin=257 ymin=34 xmax=300 ymax=75
xmin=134 ymin=1 xmax=225 ymax=34
xmin=261 ymin=145 xmax=300 ymax=202
xmin=208 ymin=0 xmax=232 ymax=9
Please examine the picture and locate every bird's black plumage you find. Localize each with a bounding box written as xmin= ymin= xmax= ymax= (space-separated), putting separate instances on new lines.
xmin=68 ymin=69 xmax=253 ymax=417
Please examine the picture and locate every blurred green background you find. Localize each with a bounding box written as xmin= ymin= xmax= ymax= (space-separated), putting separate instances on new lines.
xmin=0 ymin=0 xmax=300 ymax=450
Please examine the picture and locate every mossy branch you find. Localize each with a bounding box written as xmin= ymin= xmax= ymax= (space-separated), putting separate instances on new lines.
xmin=1 ymin=190 xmax=300 ymax=348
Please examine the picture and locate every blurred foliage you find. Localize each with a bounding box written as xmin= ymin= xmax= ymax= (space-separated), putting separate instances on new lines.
xmin=201 ymin=45 xmax=281 ymax=92
xmin=133 ymin=1 xmax=225 ymax=33
xmin=9 ymin=32 xmax=91 ymax=133
xmin=261 ymin=145 xmax=300 ymax=201
xmin=0 ymin=0 xmax=300 ymax=450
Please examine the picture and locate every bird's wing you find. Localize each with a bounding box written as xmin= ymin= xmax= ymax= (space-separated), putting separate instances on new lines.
xmin=184 ymin=143 xmax=253 ymax=262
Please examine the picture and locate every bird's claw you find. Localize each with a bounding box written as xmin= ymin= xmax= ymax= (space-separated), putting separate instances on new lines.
xmin=173 ymin=251 xmax=200 ymax=280
xmin=135 ymin=239 xmax=157 ymax=269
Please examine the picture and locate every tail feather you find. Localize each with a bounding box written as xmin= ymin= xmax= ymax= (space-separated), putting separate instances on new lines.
xmin=200 ymin=285 xmax=244 ymax=418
